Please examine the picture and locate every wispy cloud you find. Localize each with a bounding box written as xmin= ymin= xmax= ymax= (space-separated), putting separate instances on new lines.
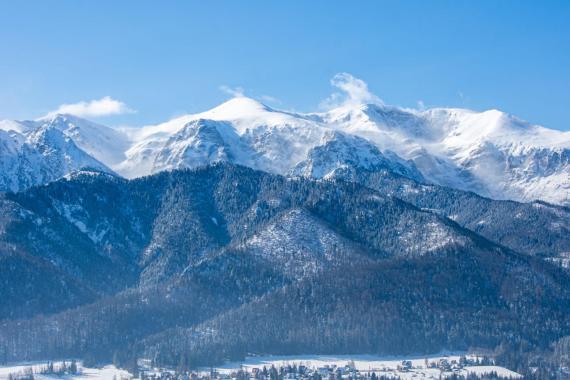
xmin=219 ymin=85 xmax=282 ymax=106
xmin=219 ymin=85 xmax=245 ymax=97
xmin=321 ymin=72 xmax=383 ymax=109
xmin=48 ymin=96 xmax=134 ymax=118
xmin=258 ymin=94 xmax=282 ymax=105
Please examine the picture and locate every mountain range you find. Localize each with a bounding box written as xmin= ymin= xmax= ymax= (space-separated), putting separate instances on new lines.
xmin=1 ymin=96 xmax=569 ymax=205
xmin=0 ymin=97 xmax=570 ymax=375
xmin=0 ymin=163 xmax=569 ymax=371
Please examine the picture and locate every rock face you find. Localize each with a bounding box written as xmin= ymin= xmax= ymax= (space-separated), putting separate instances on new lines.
xmin=2 ymin=96 xmax=569 ymax=204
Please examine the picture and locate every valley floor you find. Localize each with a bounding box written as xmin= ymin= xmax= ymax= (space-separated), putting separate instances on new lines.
xmin=0 ymin=361 xmax=130 ymax=380
xmin=0 ymin=354 xmax=523 ymax=380
xmin=206 ymin=354 xmax=522 ymax=379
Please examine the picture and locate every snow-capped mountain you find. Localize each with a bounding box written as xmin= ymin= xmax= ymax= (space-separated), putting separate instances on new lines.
xmin=0 ymin=124 xmax=112 ymax=192
xmin=118 ymin=97 xmax=329 ymax=177
xmin=318 ymin=103 xmax=570 ymax=204
xmin=1 ymin=96 xmax=568 ymax=205
xmin=291 ymin=130 xmax=424 ymax=182
xmin=121 ymin=97 xmax=570 ymax=205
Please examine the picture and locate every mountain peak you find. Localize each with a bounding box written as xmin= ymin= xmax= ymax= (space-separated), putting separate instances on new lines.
xmin=28 ymin=123 xmax=69 ymax=146
xmin=204 ymin=96 xmax=273 ymax=119
xmin=1 ymin=94 xmax=568 ymax=205
xmin=36 ymin=112 xmax=85 ymax=124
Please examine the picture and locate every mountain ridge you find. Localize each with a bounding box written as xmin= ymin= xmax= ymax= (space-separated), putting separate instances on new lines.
xmin=1 ymin=96 xmax=569 ymax=205
xmin=0 ymin=163 xmax=569 ymax=370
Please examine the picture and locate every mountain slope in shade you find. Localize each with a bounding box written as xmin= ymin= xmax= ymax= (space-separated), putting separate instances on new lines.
xmin=238 ymin=208 xmax=372 ymax=280
xmin=0 ymin=165 xmax=569 ymax=369
xmin=0 ymin=163 xmax=568 ymax=321
xmin=142 ymin=244 xmax=570 ymax=368
xmin=327 ymin=166 xmax=570 ymax=260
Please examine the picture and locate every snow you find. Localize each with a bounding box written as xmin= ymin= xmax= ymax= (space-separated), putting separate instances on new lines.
xmin=397 ymin=221 xmax=467 ymax=255
xmin=0 ymin=362 xmax=131 ymax=380
xmin=86 ymin=98 xmax=570 ymax=205
xmin=464 ymin=365 xmax=522 ymax=378
xmin=244 ymin=208 xmax=361 ymax=279
xmin=1 ymin=95 xmax=568 ymax=205
xmin=547 ymin=252 xmax=570 ymax=268
xmin=36 ymin=114 xmax=131 ymax=166
xmin=291 ymin=130 xmax=423 ymax=182
xmin=0 ymin=357 xmax=522 ymax=380
xmin=208 ymin=354 xmax=522 ymax=379
xmin=0 ymin=120 xmax=34 ymax=134
xmin=316 ymin=102 xmax=570 ymax=205
xmin=0 ymin=124 xmax=113 ymax=192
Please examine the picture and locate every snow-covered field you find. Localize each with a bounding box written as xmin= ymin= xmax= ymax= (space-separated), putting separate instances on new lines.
xmin=0 ymin=354 xmax=523 ymax=380
xmin=0 ymin=362 xmax=131 ymax=380
xmin=210 ymin=354 xmax=522 ymax=379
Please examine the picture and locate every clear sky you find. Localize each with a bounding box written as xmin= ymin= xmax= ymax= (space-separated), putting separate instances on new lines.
xmin=0 ymin=1 xmax=569 ymax=130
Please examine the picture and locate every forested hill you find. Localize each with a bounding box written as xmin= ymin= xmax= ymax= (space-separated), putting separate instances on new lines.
xmin=0 ymin=163 xmax=569 ymax=375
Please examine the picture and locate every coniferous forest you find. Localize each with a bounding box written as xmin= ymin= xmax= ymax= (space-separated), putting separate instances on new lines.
xmin=0 ymin=164 xmax=569 ymax=378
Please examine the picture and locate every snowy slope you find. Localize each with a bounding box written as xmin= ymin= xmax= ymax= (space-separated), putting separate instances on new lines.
xmin=0 ymin=361 xmax=131 ymax=380
xmin=34 ymin=114 xmax=131 ymax=166
xmin=291 ymin=129 xmax=424 ymax=181
xmin=1 ymin=96 xmax=568 ymax=205
xmin=118 ymin=97 xmax=330 ymax=177
xmin=120 ymin=97 xmax=569 ymax=204
xmin=241 ymin=208 xmax=368 ymax=280
xmin=150 ymin=119 xmax=249 ymax=174
xmin=423 ymin=107 xmax=570 ymax=204
xmin=318 ymin=104 xmax=570 ymax=204
xmin=0 ymin=125 xmax=113 ymax=192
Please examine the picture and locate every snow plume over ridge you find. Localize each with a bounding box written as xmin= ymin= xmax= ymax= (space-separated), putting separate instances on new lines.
xmin=46 ymin=96 xmax=135 ymax=118
xmin=219 ymin=85 xmax=246 ymax=98
xmin=321 ymin=72 xmax=384 ymax=109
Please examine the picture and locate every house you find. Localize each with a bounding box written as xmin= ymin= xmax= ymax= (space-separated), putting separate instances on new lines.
xmin=397 ymin=361 xmax=412 ymax=372
xmin=437 ymin=359 xmax=451 ymax=371
xmin=138 ymin=359 xmax=154 ymax=371
xmin=317 ymin=367 xmax=331 ymax=377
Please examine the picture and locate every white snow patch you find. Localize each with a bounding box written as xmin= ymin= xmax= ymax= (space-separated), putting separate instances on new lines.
xmin=0 ymin=361 xmax=131 ymax=380
xmin=208 ymin=354 xmax=521 ymax=379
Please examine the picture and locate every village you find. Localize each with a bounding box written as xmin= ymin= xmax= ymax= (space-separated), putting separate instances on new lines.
xmin=136 ymin=355 xmax=520 ymax=380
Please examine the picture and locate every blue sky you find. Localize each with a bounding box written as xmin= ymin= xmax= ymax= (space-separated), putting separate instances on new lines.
xmin=0 ymin=1 xmax=569 ymax=130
